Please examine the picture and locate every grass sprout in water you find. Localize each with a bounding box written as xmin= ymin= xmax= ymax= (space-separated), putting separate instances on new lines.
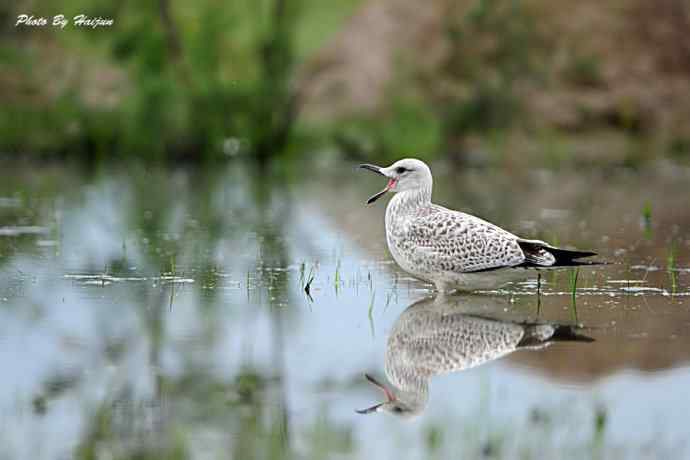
xmin=536 ymin=273 xmax=542 ymax=316
xmin=334 ymin=259 xmax=342 ymax=296
xmin=569 ymin=268 xmax=580 ymax=323
xmin=168 ymin=254 xmax=177 ymax=311
xmin=667 ymin=242 xmax=678 ymax=295
xmin=304 ymin=266 xmax=315 ymax=302
xmin=368 ymin=290 xmax=376 ymax=338
xmin=641 ymin=201 xmax=653 ymax=239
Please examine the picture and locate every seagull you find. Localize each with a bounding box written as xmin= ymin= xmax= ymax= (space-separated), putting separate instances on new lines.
xmin=359 ymin=158 xmax=598 ymax=292
xmin=356 ymin=295 xmax=593 ymax=417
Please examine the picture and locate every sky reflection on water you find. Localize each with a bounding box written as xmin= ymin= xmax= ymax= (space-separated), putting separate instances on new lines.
xmin=0 ymin=162 xmax=689 ymax=459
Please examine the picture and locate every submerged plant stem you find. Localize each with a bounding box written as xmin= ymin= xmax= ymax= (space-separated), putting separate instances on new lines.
xmin=570 ymin=268 xmax=579 ymax=323
xmin=667 ymin=242 xmax=678 ymax=295
xmin=536 ymin=272 xmax=542 ymax=316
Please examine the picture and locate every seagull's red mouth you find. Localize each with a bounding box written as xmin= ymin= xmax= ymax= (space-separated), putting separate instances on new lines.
xmin=366 ymin=177 xmax=397 ymax=205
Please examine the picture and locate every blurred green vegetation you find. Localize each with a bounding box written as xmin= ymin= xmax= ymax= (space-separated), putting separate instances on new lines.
xmin=1 ymin=0 xmax=689 ymax=167
xmin=330 ymin=0 xmax=538 ymax=164
xmin=331 ymin=0 xmax=688 ymax=169
xmin=0 ymin=0 xmax=360 ymax=164
xmin=333 ymin=95 xmax=442 ymax=165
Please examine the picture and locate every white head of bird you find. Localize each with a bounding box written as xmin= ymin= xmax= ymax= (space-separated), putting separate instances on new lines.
xmin=359 ymin=158 xmax=433 ymax=204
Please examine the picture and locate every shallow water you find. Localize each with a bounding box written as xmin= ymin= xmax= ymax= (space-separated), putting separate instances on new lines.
xmin=0 ymin=160 xmax=689 ymax=459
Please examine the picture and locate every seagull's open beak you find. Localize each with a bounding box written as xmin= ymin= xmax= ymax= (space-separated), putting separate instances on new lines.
xmin=359 ymin=164 xmax=396 ymax=204
xmin=355 ymin=373 xmax=396 ymax=415
xmin=359 ymin=164 xmax=384 ymax=176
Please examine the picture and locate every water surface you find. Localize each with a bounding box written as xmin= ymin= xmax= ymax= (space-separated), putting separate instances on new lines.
xmin=0 ymin=160 xmax=689 ymax=459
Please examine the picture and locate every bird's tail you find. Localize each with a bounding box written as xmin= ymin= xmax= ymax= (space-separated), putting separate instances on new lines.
xmin=518 ymin=239 xmax=605 ymax=268
xmin=546 ymin=247 xmax=601 ymax=266
xmin=518 ymin=324 xmax=594 ymax=348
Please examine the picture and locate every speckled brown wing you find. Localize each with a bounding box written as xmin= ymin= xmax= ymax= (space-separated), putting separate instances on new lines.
xmin=402 ymin=206 xmax=526 ymax=273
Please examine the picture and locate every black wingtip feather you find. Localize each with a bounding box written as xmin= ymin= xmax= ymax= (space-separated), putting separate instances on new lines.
xmin=517 ymin=241 xmax=605 ymax=268
xmin=547 ymin=247 xmax=598 ymax=260
xmin=517 ymin=325 xmax=594 ymax=347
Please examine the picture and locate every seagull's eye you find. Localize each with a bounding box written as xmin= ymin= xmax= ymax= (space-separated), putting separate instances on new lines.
xmin=392 ymin=406 xmax=404 ymax=413
xmin=395 ymin=167 xmax=408 ymax=175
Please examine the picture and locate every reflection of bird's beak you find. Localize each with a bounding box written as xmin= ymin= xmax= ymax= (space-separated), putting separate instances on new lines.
xmin=355 ymin=403 xmax=383 ymax=414
xmin=359 ymin=164 xmax=396 ymax=205
xmin=356 ymin=373 xmax=396 ymax=415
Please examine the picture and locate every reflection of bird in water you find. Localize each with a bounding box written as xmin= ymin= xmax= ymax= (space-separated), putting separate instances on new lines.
xmin=357 ymin=295 xmax=593 ymax=417
xmin=359 ymin=158 xmax=598 ymax=291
